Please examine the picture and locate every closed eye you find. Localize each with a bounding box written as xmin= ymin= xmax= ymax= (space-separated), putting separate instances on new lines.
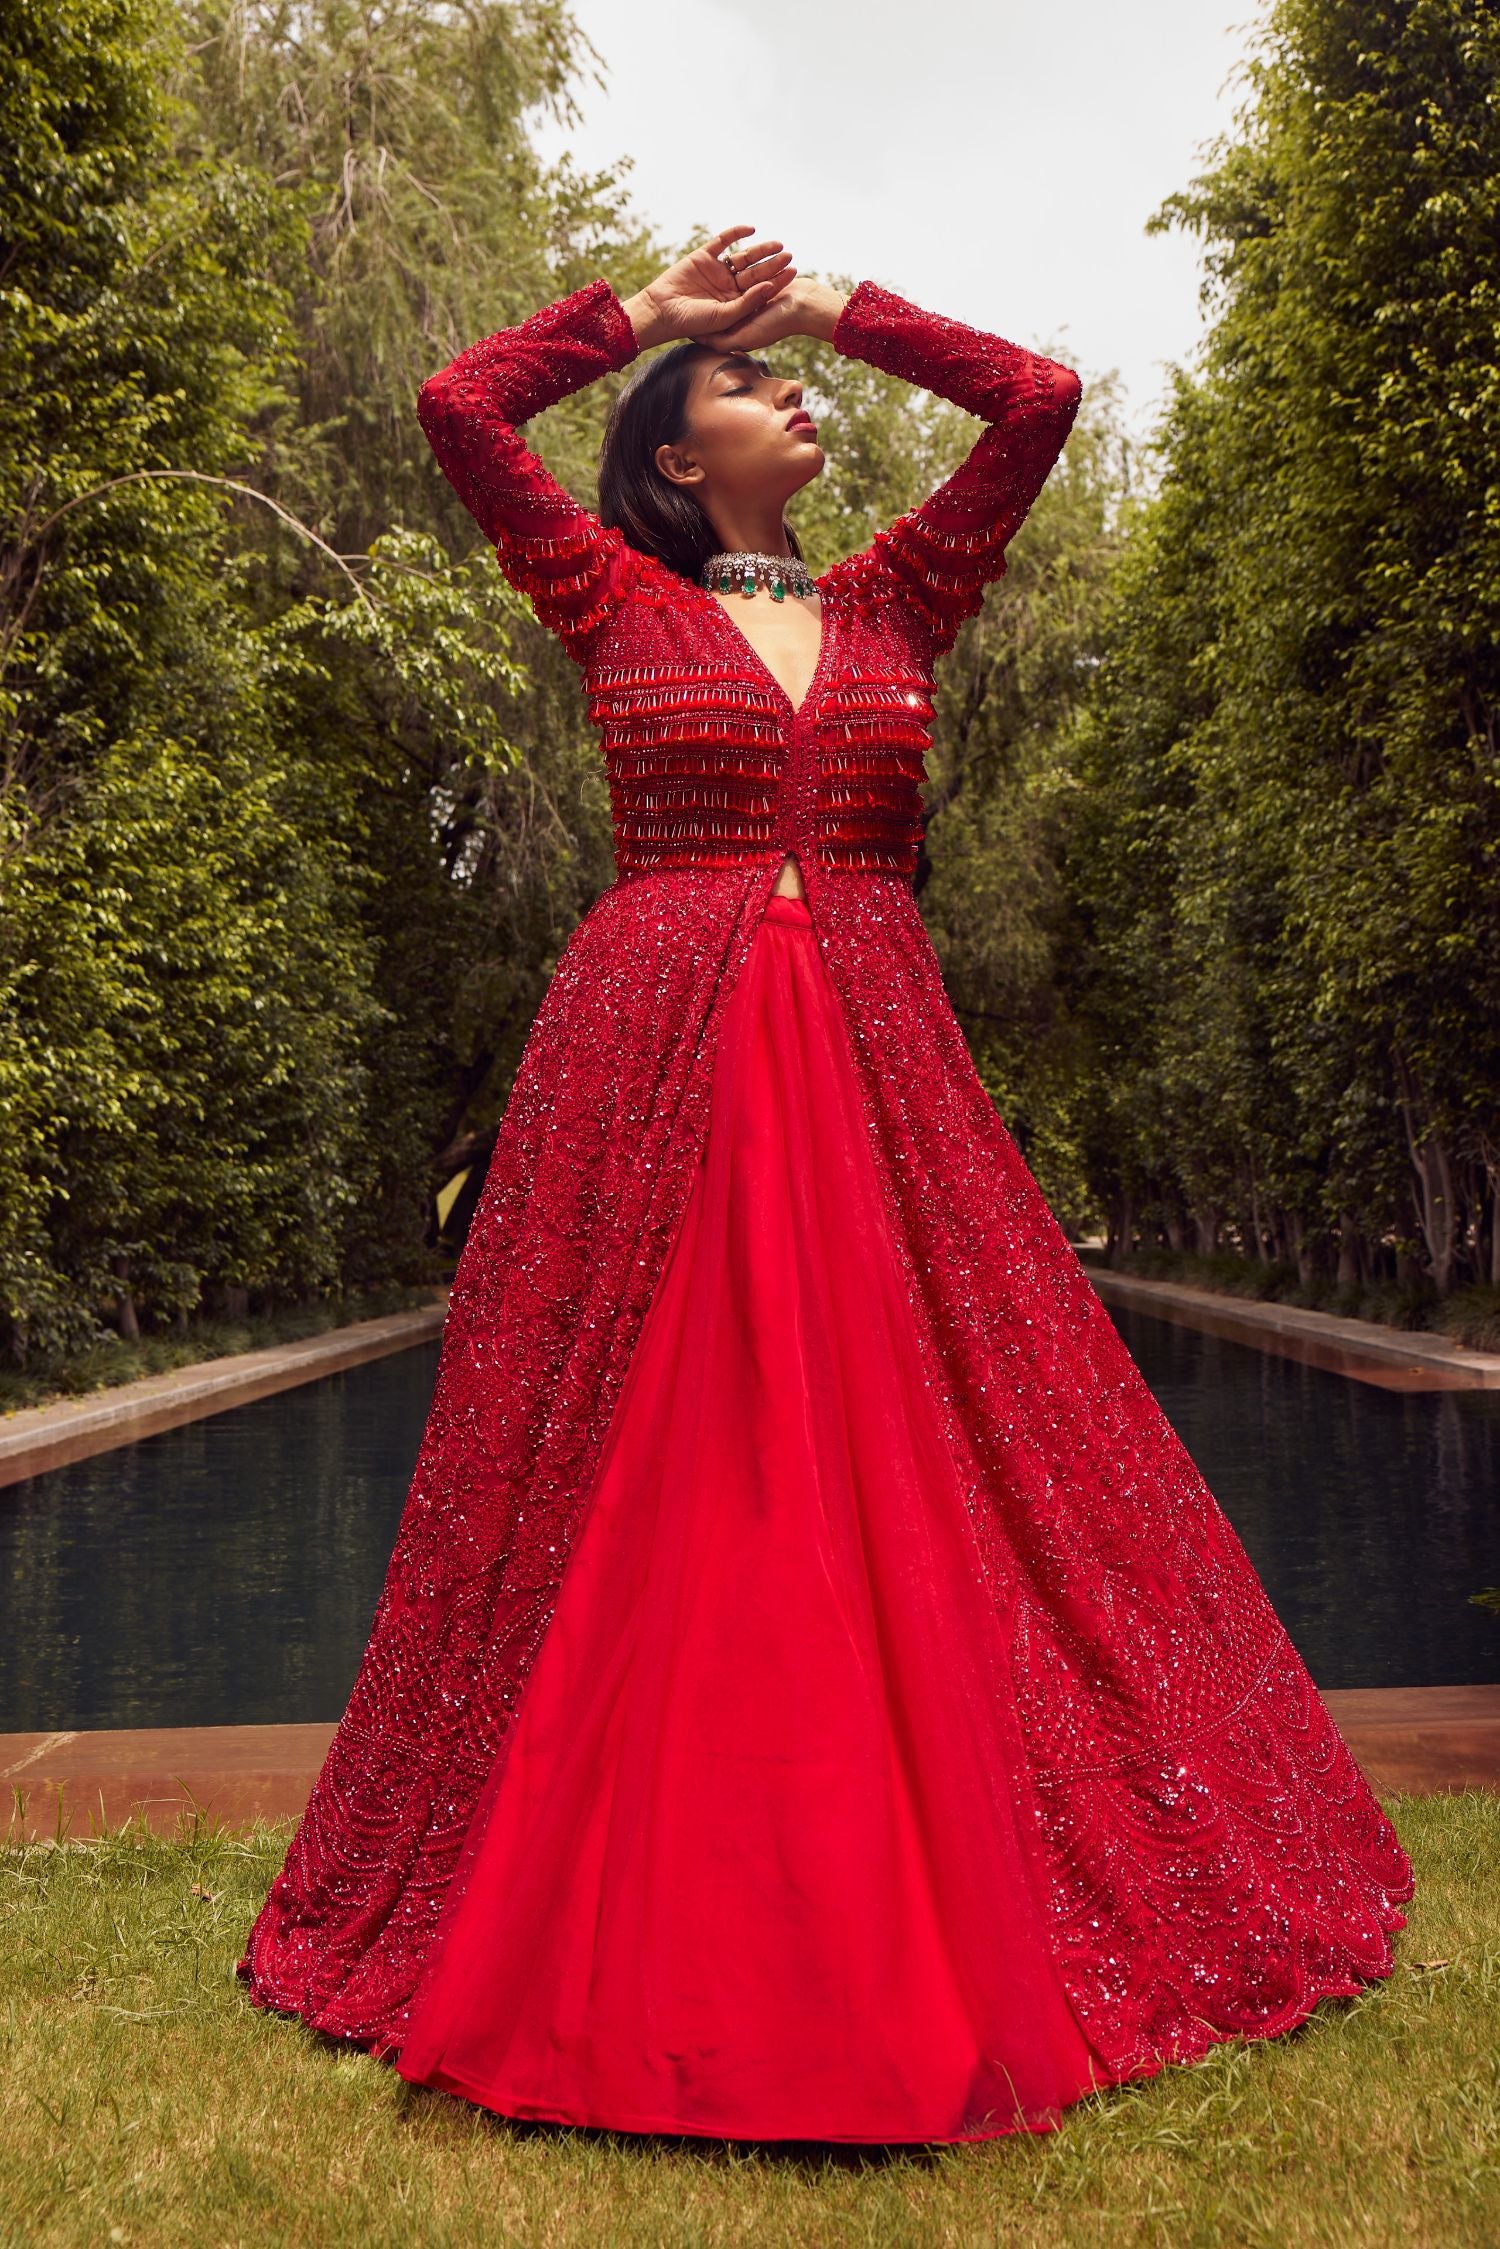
xmin=714 ymin=356 xmax=774 ymax=396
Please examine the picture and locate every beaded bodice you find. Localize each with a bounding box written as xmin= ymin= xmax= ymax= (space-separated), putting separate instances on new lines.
xmin=415 ymin=276 xmax=1083 ymax=879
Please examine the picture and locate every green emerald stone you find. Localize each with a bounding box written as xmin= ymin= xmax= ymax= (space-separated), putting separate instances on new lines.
xmin=771 ymin=579 xmax=786 ymax=601
xmin=742 ymin=571 xmax=756 ymax=596
xmin=718 ymin=568 xmax=733 ymax=592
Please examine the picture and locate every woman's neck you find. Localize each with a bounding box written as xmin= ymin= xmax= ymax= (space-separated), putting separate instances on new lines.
xmin=703 ymin=503 xmax=793 ymax=559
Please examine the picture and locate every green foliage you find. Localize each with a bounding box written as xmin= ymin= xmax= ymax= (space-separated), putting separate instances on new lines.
xmin=179 ymin=0 xmax=669 ymax=1286
xmin=0 ymin=1283 xmax=431 ymax=1416
xmin=0 ymin=0 xmax=652 ymax=1363
xmin=1064 ymin=0 xmax=1500 ymax=1292
xmin=0 ymin=716 xmax=380 ymax=1359
xmin=0 ymin=0 xmax=298 ymax=762
xmin=179 ymin=0 xmax=648 ymax=544
xmin=0 ymin=0 xmax=379 ymax=1360
xmin=6 ymin=0 xmax=1496 ymax=1370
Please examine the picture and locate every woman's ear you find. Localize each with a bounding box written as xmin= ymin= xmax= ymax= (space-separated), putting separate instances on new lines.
xmin=654 ymin=440 xmax=704 ymax=489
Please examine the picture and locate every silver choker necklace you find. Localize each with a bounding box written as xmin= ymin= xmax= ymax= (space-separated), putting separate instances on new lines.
xmin=701 ymin=551 xmax=815 ymax=602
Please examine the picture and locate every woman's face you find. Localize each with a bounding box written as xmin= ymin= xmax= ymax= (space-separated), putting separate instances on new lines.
xmin=655 ymin=348 xmax=824 ymax=521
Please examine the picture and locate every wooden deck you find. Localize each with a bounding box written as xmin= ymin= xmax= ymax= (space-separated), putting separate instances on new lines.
xmin=4 ymin=1689 xmax=1497 ymax=1843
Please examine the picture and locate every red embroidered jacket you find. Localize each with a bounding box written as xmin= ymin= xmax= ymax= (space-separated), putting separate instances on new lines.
xmin=414 ymin=275 xmax=1083 ymax=879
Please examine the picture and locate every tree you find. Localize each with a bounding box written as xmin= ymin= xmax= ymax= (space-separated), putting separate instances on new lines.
xmin=1066 ymin=0 xmax=1500 ymax=1298
xmin=0 ymin=0 xmax=377 ymax=1360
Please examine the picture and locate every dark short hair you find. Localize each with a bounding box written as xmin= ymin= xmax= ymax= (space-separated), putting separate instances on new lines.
xmin=597 ymin=340 xmax=806 ymax=580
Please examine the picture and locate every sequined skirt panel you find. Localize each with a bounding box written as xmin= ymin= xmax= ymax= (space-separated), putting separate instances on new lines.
xmin=238 ymin=859 xmax=1414 ymax=2076
xmin=393 ymin=892 xmax=1104 ymax=2141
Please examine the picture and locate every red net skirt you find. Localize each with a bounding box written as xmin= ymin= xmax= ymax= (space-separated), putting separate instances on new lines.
xmin=394 ymin=890 xmax=1111 ymax=2142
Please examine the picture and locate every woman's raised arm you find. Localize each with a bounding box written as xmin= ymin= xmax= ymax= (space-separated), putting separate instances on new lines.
xmin=416 ymin=280 xmax=644 ymax=651
xmin=822 ymin=282 xmax=1083 ymax=655
xmin=417 ymin=232 xmax=798 ymax=654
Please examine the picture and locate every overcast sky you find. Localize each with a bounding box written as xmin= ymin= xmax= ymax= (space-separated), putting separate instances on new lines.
xmin=533 ymin=0 xmax=1266 ymax=430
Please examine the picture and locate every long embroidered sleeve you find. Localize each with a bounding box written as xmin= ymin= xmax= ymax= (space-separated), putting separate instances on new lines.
xmin=416 ymin=278 xmax=643 ymax=650
xmin=825 ymin=280 xmax=1083 ymax=654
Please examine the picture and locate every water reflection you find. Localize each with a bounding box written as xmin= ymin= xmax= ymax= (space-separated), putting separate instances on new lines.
xmin=1111 ymin=1306 xmax=1500 ymax=1688
xmin=1 ymin=1344 xmax=441 ymax=1732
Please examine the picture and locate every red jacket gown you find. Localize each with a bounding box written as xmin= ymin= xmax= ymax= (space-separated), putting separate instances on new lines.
xmin=236 ymin=275 xmax=1413 ymax=2141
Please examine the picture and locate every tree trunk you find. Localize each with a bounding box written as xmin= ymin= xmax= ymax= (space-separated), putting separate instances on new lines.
xmin=1394 ymin=1050 xmax=1457 ymax=1294
xmin=113 ymin=1256 xmax=140 ymax=1343
xmin=1337 ymin=1211 xmax=1361 ymax=1288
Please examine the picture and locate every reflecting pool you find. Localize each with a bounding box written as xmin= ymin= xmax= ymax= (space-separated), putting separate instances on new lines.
xmin=2 ymin=1305 xmax=1497 ymax=1732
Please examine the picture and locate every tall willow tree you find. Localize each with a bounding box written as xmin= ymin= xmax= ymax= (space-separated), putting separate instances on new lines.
xmin=181 ymin=0 xmax=645 ymax=542
xmin=1068 ymin=0 xmax=1500 ymax=1299
xmin=180 ymin=4 xmax=1096 ymax=1260
xmin=177 ymin=0 xmax=666 ymax=1279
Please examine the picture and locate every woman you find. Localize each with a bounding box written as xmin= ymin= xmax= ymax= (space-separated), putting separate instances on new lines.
xmin=238 ymin=228 xmax=1414 ymax=2144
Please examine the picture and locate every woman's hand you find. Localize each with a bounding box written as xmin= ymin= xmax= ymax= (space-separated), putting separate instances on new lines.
xmin=699 ymin=275 xmax=848 ymax=352
xmin=621 ymin=228 xmax=796 ymax=349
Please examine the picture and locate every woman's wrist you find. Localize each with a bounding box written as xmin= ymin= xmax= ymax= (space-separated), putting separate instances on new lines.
xmin=620 ymin=288 xmax=671 ymax=349
xmin=619 ymin=272 xmax=846 ymax=350
xmin=796 ymin=280 xmax=847 ymax=341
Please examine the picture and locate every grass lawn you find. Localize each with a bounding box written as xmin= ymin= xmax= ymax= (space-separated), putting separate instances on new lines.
xmin=1 ymin=1794 xmax=1496 ymax=2247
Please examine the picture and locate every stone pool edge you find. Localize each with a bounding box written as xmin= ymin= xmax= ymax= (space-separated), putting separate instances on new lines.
xmin=1085 ymin=1266 xmax=1500 ymax=1392
xmin=0 ymin=1297 xmax=449 ymax=1491
xmin=4 ymin=1688 xmax=1497 ymax=1841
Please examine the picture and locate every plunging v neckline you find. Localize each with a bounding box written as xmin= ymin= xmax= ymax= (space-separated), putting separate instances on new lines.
xmin=700 ymin=578 xmax=834 ymax=724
